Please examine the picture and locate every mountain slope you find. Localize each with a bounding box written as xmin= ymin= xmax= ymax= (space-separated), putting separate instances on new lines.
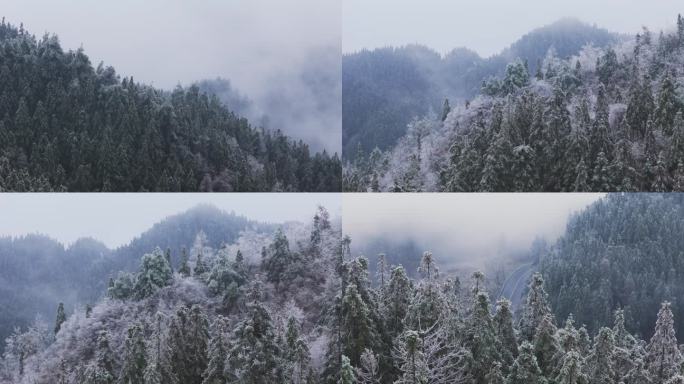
xmin=342 ymin=18 xmax=620 ymax=159
xmin=0 ymin=205 xmax=272 ymax=348
xmin=0 ymin=19 xmax=341 ymax=192
xmin=541 ymin=193 xmax=684 ymax=338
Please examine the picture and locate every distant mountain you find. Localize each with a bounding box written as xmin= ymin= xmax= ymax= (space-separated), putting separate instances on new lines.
xmin=0 ymin=204 xmax=273 ymax=349
xmin=342 ymin=18 xmax=620 ymax=159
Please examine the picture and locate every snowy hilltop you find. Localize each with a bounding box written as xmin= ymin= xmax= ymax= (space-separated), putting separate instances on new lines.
xmin=344 ymin=15 xmax=684 ymax=192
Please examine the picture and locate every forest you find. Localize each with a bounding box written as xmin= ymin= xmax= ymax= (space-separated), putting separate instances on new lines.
xmin=0 ymin=19 xmax=341 ymax=192
xmin=342 ymin=18 xmax=619 ymax=160
xmin=344 ymin=15 xmax=684 ymax=192
xmin=4 ymin=195 xmax=684 ymax=383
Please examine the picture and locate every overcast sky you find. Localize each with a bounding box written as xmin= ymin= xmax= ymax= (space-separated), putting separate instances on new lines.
xmin=343 ymin=0 xmax=682 ymax=56
xmin=343 ymin=193 xmax=603 ymax=264
xmin=0 ymin=194 xmax=341 ymax=249
xmin=0 ymin=0 xmax=341 ymax=152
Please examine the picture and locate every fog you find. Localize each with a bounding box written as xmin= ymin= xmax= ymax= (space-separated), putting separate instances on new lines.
xmin=0 ymin=193 xmax=341 ymax=248
xmin=0 ymin=0 xmax=341 ymax=152
xmin=343 ymin=193 xmax=603 ymax=267
xmin=343 ymin=0 xmax=682 ymax=56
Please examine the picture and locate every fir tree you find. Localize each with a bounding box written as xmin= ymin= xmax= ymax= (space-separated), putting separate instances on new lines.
xmin=134 ymin=247 xmax=173 ymax=300
xmin=178 ymin=247 xmax=191 ymax=277
xmin=202 ymin=316 xmax=229 ymax=384
xmin=119 ymin=324 xmax=147 ymax=384
xmin=506 ymin=342 xmax=546 ymax=384
xmin=340 ymin=355 xmax=356 ymax=384
xmin=519 ymin=273 xmax=552 ymax=342
xmin=646 ymin=302 xmax=683 ymax=383
xmin=494 ymin=299 xmax=519 ymax=368
xmin=54 ymin=302 xmax=66 ymax=335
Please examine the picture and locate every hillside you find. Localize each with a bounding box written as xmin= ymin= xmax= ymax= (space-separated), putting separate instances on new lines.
xmin=344 ymin=15 xmax=684 ymax=192
xmin=342 ymin=18 xmax=619 ymax=160
xmin=0 ymin=205 xmax=272 ymax=349
xmin=0 ymin=19 xmax=341 ymax=192
xmin=1 ymin=206 xmax=340 ymax=384
xmin=541 ymin=193 xmax=684 ymax=339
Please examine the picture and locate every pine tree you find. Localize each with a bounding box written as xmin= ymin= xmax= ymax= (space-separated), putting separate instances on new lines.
xmin=339 ymin=355 xmax=356 ymax=384
xmin=54 ymin=302 xmax=66 ymax=335
xmin=506 ymin=342 xmax=546 ymax=384
xmin=144 ymin=313 xmax=177 ymax=384
xmin=134 ymin=247 xmax=173 ymax=299
xmin=262 ymin=228 xmax=292 ymax=286
xmin=394 ymin=330 xmax=429 ymax=384
xmin=178 ymin=247 xmax=191 ymax=277
xmin=646 ymin=302 xmax=682 ymax=383
xmin=120 ymin=324 xmax=147 ymax=384
xmin=494 ymin=299 xmax=518 ymax=368
xmin=339 ymin=283 xmax=378 ymax=366
xmin=193 ymin=251 xmax=208 ymax=277
xmin=383 ymin=266 xmax=412 ymax=338
xmin=554 ymin=351 xmax=588 ymax=384
xmin=464 ymin=292 xmax=501 ymax=383
xmin=587 ymin=327 xmax=616 ymax=384
xmin=441 ymin=99 xmax=451 ymax=122
xmin=202 ymin=316 xmax=229 ymax=384
xmin=519 ymin=273 xmax=552 ymax=342
xmin=533 ymin=314 xmax=559 ymax=377
xmin=84 ymin=330 xmax=116 ymax=384
xmin=168 ymin=305 xmax=209 ymax=384
xmin=226 ymin=278 xmax=282 ymax=382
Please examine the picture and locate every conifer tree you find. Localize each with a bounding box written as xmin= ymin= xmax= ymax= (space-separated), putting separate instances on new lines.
xmin=587 ymin=327 xmax=616 ymax=384
xmin=226 ymin=278 xmax=282 ymax=382
xmin=554 ymin=351 xmax=588 ymax=384
xmin=383 ymin=266 xmax=412 ymax=338
xmin=54 ymin=302 xmax=66 ymax=335
xmin=144 ymin=313 xmax=177 ymax=384
xmin=84 ymin=330 xmax=116 ymax=384
xmin=533 ymin=314 xmax=559 ymax=377
xmin=120 ymin=324 xmax=147 ymax=384
xmin=134 ymin=247 xmax=173 ymax=299
xmin=193 ymin=251 xmax=208 ymax=277
xmin=340 ymin=355 xmax=356 ymax=384
xmin=202 ymin=316 xmax=229 ymax=384
xmin=494 ymin=299 xmax=518 ymax=368
xmin=465 ymin=292 xmax=501 ymax=383
xmin=519 ymin=273 xmax=552 ymax=342
xmin=506 ymin=342 xmax=546 ymax=384
xmin=178 ymin=247 xmax=191 ymax=277
xmin=646 ymin=302 xmax=682 ymax=383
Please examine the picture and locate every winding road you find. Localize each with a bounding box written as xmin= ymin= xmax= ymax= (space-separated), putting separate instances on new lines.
xmin=497 ymin=263 xmax=535 ymax=312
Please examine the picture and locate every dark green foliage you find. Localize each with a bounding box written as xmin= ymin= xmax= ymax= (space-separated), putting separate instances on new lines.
xmin=54 ymin=303 xmax=66 ymax=335
xmin=0 ymin=20 xmax=341 ymax=192
xmin=540 ymin=194 xmax=684 ymax=338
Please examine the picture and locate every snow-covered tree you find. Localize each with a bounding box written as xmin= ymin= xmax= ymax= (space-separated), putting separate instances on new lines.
xmin=134 ymin=247 xmax=173 ymax=299
xmin=646 ymin=302 xmax=682 ymax=383
xmin=119 ymin=323 xmax=147 ymax=384
xmin=519 ymin=273 xmax=553 ymax=342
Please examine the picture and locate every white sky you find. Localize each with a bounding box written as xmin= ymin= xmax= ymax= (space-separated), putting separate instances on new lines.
xmin=0 ymin=0 xmax=341 ymax=152
xmin=343 ymin=0 xmax=683 ymax=56
xmin=0 ymin=194 xmax=341 ymax=249
xmin=0 ymin=0 xmax=339 ymax=89
xmin=343 ymin=193 xmax=603 ymax=261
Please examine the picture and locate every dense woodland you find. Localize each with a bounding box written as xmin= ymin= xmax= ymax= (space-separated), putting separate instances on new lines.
xmin=0 ymin=19 xmax=341 ymax=192
xmin=342 ymin=19 xmax=619 ymax=160
xmin=0 ymin=205 xmax=272 ymax=351
xmin=344 ymin=15 xmax=684 ymax=192
xmin=5 ymin=196 xmax=684 ymax=383
xmin=541 ymin=193 xmax=684 ymax=340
